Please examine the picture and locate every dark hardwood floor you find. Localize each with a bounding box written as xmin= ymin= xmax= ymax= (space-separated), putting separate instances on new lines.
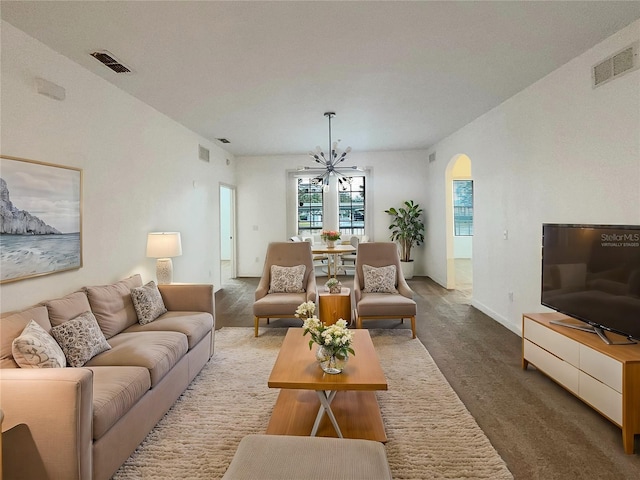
xmin=215 ymin=275 xmax=640 ymax=479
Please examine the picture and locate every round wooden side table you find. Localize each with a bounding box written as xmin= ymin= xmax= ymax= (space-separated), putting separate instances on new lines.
xmin=318 ymin=287 xmax=352 ymax=326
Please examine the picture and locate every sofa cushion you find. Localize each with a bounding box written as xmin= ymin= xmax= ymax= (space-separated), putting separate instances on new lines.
xmin=85 ymin=331 xmax=188 ymax=387
xmin=45 ymin=291 xmax=92 ymax=327
xmin=12 ymin=320 xmax=67 ymax=368
xmin=362 ymin=264 xmax=398 ymax=293
xmin=269 ymin=265 xmax=306 ymax=293
xmin=51 ymin=311 xmax=112 ymax=367
xmin=124 ymin=311 xmax=213 ymax=350
xmin=131 ymin=281 xmax=167 ymax=325
xmin=87 ymin=366 xmax=151 ymax=440
xmin=0 ymin=305 xmax=52 ymax=367
xmin=85 ymin=274 xmax=143 ymax=339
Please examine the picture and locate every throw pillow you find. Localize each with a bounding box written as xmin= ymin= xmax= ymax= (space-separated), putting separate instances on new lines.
xmin=131 ymin=281 xmax=168 ymax=325
xmin=362 ymin=264 xmax=398 ymax=293
xmin=51 ymin=311 xmax=111 ymax=367
xmin=12 ymin=320 xmax=67 ymax=368
xmin=269 ymin=265 xmax=306 ymax=293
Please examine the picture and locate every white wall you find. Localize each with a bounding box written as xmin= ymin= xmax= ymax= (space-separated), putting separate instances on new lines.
xmin=0 ymin=22 xmax=236 ymax=312
xmin=235 ymin=150 xmax=428 ymax=276
xmin=424 ymin=20 xmax=640 ymax=334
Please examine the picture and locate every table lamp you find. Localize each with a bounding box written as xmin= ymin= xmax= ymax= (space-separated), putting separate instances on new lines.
xmin=146 ymin=232 xmax=182 ymax=284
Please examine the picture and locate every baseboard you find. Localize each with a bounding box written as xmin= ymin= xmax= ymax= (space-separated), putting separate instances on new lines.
xmin=471 ymin=299 xmax=521 ymax=336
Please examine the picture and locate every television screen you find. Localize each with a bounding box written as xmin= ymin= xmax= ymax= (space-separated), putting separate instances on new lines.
xmin=541 ymin=224 xmax=640 ymax=340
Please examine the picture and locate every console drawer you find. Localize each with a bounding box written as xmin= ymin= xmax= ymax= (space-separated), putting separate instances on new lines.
xmin=524 ymin=339 xmax=579 ymax=394
xmin=580 ymin=345 xmax=622 ymax=393
xmin=579 ymin=371 xmax=622 ymax=425
xmin=524 ymin=318 xmax=580 ymax=368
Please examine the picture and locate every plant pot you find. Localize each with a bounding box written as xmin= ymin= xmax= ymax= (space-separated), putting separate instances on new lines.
xmin=400 ymin=260 xmax=415 ymax=280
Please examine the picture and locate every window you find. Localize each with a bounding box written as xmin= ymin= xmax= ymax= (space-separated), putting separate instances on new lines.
xmin=297 ymin=178 xmax=323 ymax=236
xmin=453 ymin=180 xmax=473 ymax=236
xmin=338 ymin=176 xmax=365 ymax=236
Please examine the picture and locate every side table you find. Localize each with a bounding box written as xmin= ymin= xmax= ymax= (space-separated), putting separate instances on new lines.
xmin=318 ymin=287 xmax=351 ymax=325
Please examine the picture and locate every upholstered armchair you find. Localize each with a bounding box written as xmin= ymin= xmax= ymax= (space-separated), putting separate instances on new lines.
xmin=253 ymin=242 xmax=317 ymax=336
xmin=354 ymin=242 xmax=417 ymax=338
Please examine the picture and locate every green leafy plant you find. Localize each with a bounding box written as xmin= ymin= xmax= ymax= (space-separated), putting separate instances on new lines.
xmin=385 ymin=200 xmax=425 ymax=262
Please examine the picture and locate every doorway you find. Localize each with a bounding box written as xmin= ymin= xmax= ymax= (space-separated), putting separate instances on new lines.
xmin=219 ymin=184 xmax=236 ymax=285
xmin=445 ymin=154 xmax=473 ymax=294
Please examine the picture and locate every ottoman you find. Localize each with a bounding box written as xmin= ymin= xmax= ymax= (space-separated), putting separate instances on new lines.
xmin=222 ymin=434 xmax=392 ymax=480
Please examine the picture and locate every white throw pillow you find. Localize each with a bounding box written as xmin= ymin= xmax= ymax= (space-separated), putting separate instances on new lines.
xmin=269 ymin=265 xmax=306 ymax=293
xmin=362 ymin=264 xmax=398 ymax=293
xmin=12 ymin=320 xmax=67 ymax=368
xmin=51 ymin=311 xmax=111 ymax=367
xmin=131 ymin=281 xmax=167 ymax=325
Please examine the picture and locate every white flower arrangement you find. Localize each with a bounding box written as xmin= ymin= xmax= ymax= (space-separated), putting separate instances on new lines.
xmin=295 ymin=301 xmax=316 ymax=321
xmin=302 ymin=316 xmax=355 ymax=358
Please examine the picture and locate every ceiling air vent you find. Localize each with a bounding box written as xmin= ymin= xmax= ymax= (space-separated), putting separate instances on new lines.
xmin=217 ymin=138 xmax=231 ymax=144
xmin=428 ymin=152 xmax=436 ymax=163
xmin=198 ymin=145 xmax=210 ymax=163
xmin=90 ymin=50 xmax=132 ymax=73
xmin=593 ymin=42 xmax=638 ymax=88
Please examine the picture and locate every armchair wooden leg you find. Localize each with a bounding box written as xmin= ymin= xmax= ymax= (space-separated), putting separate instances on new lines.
xmin=410 ymin=316 xmax=416 ymax=339
xmin=356 ymin=316 xmax=363 ymax=329
xmin=254 ymin=317 xmax=260 ymax=337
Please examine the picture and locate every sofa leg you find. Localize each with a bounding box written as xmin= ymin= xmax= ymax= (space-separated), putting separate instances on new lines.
xmin=356 ymin=317 xmax=362 ymax=329
xmin=410 ymin=316 xmax=416 ymax=339
xmin=254 ymin=317 xmax=260 ymax=337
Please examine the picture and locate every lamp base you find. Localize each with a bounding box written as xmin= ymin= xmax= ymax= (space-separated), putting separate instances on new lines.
xmin=156 ymin=258 xmax=173 ymax=284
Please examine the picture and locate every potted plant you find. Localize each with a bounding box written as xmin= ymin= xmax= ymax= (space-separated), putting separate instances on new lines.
xmin=384 ymin=200 xmax=425 ymax=279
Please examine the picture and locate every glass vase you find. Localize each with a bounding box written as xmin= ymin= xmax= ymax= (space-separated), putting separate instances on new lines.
xmin=315 ymin=345 xmax=348 ymax=374
xmin=326 ymin=240 xmax=335 ymax=248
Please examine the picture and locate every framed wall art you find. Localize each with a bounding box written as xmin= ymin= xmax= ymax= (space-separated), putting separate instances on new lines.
xmin=0 ymin=155 xmax=83 ymax=284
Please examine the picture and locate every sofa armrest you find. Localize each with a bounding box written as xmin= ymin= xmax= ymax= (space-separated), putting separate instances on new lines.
xmin=158 ymin=283 xmax=214 ymax=317
xmin=1 ymin=368 xmax=93 ymax=480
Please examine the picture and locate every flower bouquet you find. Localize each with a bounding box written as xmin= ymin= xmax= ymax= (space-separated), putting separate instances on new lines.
xmin=301 ymin=307 xmax=354 ymax=374
xmin=321 ymin=230 xmax=341 ymax=246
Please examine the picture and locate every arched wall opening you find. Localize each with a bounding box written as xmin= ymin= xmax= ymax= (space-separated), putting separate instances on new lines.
xmin=445 ymin=154 xmax=473 ymax=291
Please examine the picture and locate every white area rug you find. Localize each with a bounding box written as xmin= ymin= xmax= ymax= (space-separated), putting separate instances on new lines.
xmin=113 ymin=327 xmax=512 ymax=479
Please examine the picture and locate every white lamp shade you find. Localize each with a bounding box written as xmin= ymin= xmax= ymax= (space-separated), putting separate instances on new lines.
xmin=146 ymin=232 xmax=182 ymax=258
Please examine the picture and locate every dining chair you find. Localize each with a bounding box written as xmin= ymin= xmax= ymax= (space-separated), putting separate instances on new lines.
xmin=253 ymin=241 xmax=317 ymax=336
xmin=353 ymin=242 xmax=417 ymax=338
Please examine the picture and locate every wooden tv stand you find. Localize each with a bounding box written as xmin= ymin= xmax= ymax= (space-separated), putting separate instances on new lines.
xmin=522 ymin=312 xmax=640 ymax=454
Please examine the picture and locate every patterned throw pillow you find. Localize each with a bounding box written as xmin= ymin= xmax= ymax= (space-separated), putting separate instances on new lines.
xmin=51 ymin=311 xmax=111 ymax=367
xmin=362 ymin=264 xmax=398 ymax=293
xmin=269 ymin=265 xmax=306 ymax=293
xmin=12 ymin=320 xmax=67 ymax=368
xmin=131 ymin=281 xmax=168 ymax=325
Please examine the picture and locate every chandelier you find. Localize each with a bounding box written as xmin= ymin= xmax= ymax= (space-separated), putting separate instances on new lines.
xmin=301 ymin=112 xmax=360 ymax=186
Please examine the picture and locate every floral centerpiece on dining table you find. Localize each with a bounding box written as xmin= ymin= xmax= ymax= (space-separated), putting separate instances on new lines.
xmin=296 ymin=301 xmax=354 ymax=374
xmin=320 ymin=230 xmax=341 ymax=248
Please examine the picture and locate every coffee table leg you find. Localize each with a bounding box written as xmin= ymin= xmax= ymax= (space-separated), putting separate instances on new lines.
xmin=310 ymin=390 xmax=343 ymax=438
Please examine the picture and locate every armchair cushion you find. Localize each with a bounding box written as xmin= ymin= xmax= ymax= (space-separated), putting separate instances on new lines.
xmin=51 ymin=311 xmax=112 ymax=367
xmin=269 ymin=265 xmax=306 ymax=293
xmin=362 ymin=264 xmax=398 ymax=293
xmin=12 ymin=320 xmax=67 ymax=368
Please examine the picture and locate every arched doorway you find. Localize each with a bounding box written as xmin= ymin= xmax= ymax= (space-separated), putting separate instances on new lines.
xmin=445 ymin=154 xmax=473 ymax=294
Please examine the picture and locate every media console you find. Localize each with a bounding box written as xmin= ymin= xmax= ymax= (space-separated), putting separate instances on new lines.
xmin=522 ymin=312 xmax=640 ymax=454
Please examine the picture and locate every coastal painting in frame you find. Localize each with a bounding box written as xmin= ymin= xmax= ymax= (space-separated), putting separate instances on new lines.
xmin=0 ymin=155 xmax=82 ymax=283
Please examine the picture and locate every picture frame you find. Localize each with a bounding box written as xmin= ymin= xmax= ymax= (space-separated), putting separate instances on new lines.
xmin=0 ymin=155 xmax=83 ymax=284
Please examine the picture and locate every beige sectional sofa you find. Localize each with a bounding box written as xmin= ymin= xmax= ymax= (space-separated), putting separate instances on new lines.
xmin=0 ymin=274 xmax=215 ymax=480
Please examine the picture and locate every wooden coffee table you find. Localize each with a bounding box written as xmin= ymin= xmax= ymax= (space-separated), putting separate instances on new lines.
xmin=267 ymin=328 xmax=388 ymax=442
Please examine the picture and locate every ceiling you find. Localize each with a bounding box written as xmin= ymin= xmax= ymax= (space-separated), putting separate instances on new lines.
xmin=2 ymin=1 xmax=640 ymax=157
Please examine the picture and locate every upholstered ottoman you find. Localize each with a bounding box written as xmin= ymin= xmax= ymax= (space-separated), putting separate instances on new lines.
xmin=222 ymin=434 xmax=392 ymax=480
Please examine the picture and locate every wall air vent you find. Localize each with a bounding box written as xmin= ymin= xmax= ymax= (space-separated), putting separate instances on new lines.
xmin=593 ymin=42 xmax=638 ymax=88
xmin=217 ymin=138 xmax=231 ymax=144
xmin=90 ymin=50 xmax=132 ymax=73
xmin=428 ymin=152 xmax=436 ymax=163
xmin=198 ymin=145 xmax=210 ymax=162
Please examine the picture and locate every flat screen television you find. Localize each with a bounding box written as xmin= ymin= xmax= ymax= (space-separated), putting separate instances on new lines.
xmin=541 ymin=224 xmax=640 ymax=344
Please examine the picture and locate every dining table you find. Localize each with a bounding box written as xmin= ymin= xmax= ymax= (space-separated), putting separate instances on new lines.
xmin=311 ymin=244 xmax=356 ymax=278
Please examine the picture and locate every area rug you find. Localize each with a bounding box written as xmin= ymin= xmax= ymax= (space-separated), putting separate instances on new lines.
xmin=112 ymin=327 xmax=512 ymax=479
